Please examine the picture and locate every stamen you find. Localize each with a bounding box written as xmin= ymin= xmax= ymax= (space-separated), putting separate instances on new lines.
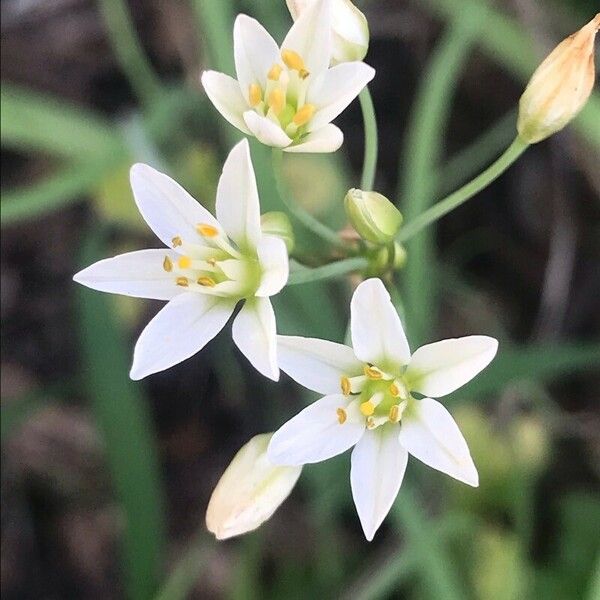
xmin=364 ymin=365 xmax=383 ymax=380
xmin=176 ymin=277 xmax=189 ymax=287
xmin=249 ymin=83 xmax=262 ymax=107
xmin=281 ymin=49 xmax=306 ymax=72
xmin=366 ymin=416 xmax=375 ymax=429
xmin=267 ymin=64 xmax=283 ymax=80
xmin=172 ymin=236 xmax=183 ymax=247
xmin=197 ymin=276 xmax=216 ymax=287
xmin=336 ymin=408 xmax=347 ymax=425
xmin=389 ymin=405 xmax=400 ymax=423
xmin=390 ymin=380 xmax=409 ymax=400
xmin=298 ymin=68 xmax=309 ymax=80
xmin=196 ymin=223 xmax=219 ymax=238
xmin=360 ymin=400 xmax=375 ymax=416
xmin=177 ymin=256 xmax=192 ymax=269
xmin=293 ymin=104 xmax=316 ymax=126
xmin=163 ymin=256 xmax=173 ymax=272
xmin=268 ymin=88 xmax=285 ymax=115
xmin=341 ymin=376 xmax=351 ymax=396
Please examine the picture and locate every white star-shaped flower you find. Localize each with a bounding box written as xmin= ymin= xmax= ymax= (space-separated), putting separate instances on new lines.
xmin=201 ymin=0 xmax=375 ymax=153
xmin=74 ymin=139 xmax=288 ymax=381
xmin=268 ymin=278 xmax=498 ymax=540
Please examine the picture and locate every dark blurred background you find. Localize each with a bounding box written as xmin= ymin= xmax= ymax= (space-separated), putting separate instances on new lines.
xmin=1 ymin=1 xmax=599 ymax=599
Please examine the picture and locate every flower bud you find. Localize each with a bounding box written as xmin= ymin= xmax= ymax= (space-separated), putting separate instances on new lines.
xmin=517 ymin=14 xmax=599 ymax=144
xmin=287 ymin=0 xmax=370 ymax=63
xmin=261 ymin=211 xmax=295 ymax=253
xmin=206 ymin=433 xmax=301 ymax=540
xmin=344 ymin=188 xmax=402 ymax=244
xmin=370 ymin=242 xmax=407 ymax=273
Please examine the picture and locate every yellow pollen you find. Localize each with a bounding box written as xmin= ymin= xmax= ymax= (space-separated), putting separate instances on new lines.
xmin=360 ymin=400 xmax=375 ymax=416
xmin=389 ymin=383 xmax=400 ymax=397
xmin=268 ymin=88 xmax=285 ymax=115
xmin=364 ymin=365 xmax=382 ymax=380
xmin=177 ymin=256 xmax=192 ymax=269
xmin=176 ymin=277 xmax=189 ymax=287
xmin=196 ymin=223 xmax=219 ymax=238
xmin=267 ymin=64 xmax=283 ymax=80
xmin=389 ymin=405 xmax=400 ymax=422
xmin=281 ymin=49 xmax=306 ymax=72
xmin=163 ymin=256 xmax=173 ymax=272
xmin=341 ymin=376 xmax=351 ymax=396
xmin=293 ymin=104 xmax=316 ymax=126
xmin=336 ymin=408 xmax=347 ymax=424
xmin=172 ymin=236 xmax=182 ymax=247
xmin=197 ymin=276 xmax=216 ymax=287
xmin=249 ymin=83 xmax=262 ymax=107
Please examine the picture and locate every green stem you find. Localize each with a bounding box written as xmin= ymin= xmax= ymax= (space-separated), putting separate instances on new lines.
xmin=271 ymin=149 xmax=347 ymax=249
xmin=397 ymin=136 xmax=528 ymax=243
xmin=358 ymin=87 xmax=378 ymax=190
xmin=287 ymin=257 xmax=368 ymax=285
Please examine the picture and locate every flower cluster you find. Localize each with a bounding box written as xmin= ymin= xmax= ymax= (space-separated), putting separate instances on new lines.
xmin=74 ymin=0 xmax=598 ymax=541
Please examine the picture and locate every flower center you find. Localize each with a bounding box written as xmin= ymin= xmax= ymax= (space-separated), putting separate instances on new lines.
xmin=163 ymin=223 xmax=261 ymax=298
xmin=338 ymin=364 xmax=412 ymax=430
xmin=247 ymin=49 xmax=316 ymax=142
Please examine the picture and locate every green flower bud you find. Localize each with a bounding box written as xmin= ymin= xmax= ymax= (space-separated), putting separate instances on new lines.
xmin=261 ymin=211 xmax=295 ymax=253
xmin=344 ymin=188 xmax=402 ymax=244
xmin=371 ymin=242 xmax=407 ymax=273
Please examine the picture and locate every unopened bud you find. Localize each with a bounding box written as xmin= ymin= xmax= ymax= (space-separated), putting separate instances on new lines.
xmin=206 ymin=433 xmax=301 ymax=540
xmin=518 ymin=14 xmax=599 ymax=144
xmin=345 ymin=188 xmax=402 ymax=244
xmin=287 ymin=0 xmax=370 ymax=64
xmin=261 ymin=211 xmax=295 ymax=253
xmin=371 ymin=242 xmax=407 ymax=272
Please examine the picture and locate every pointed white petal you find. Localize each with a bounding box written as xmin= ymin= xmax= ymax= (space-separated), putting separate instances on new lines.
xmin=350 ymin=278 xmax=411 ymax=370
xmin=200 ymin=70 xmax=250 ymax=134
xmin=281 ymin=0 xmax=332 ymax=77
xmin=234 ymin=14 xmax=280 ymax=102
xmin=399 ymin=398 xmax=479 ymax=487
xmin=406 ymin=336 xmax=499 ymax=398
xmin=268 ymin=394 xmax=364 ymax=465
xmin=215 ymin=139 xmax=262 ymax=251
xmin=73 ymin=249 xmax=183 ymax=300
xmin=308 ymin=62 xmax=375 ymax=130
xmin=232 ymin=297 xmax=279 ymax=381
xmin=130 ymin=164 xmax=221 ymax=249
xmin=255 ymin=235 xmax=289 ymax=297
xmin=283 ymin=124 xmax=343 ymax=153
xmin=129 ymin=293 xmax=235 ymax=380
xmin=243 ymin=111 xmax=292 ymax=148
xmin=277 ymin=335 xmax=362 ymax=394
xmin=351 ymin=427 xmax=408 ymax=541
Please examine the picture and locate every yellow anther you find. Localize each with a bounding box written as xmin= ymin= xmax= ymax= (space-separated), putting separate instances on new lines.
xmin=176 ymin=277 xmax=189 ymax=287
xmin=341 ymin=376 xmax=351 ymax=396
xmin=249 ymin=83 xmax=262 ymax=107
xmin=389 ymin=383 xmax=400 ymax=397
xmin=367 ymin=416 xmax=375 ymax=429
xmin=281 ymin=49 xmax=306 ymax=72
xmin=172 ymin=236 xmax=183 ymax=247
xmin=177 ymin=256 xmax=192 ymax=269
xmin=197 ymin=276 xmax=216 ymax=287
xmin=292 ymin=104 xmax=316 ymax=126
xmin=268 ymin=88 xmax=285 ymax=115
xmin=389 ymin=405 xmax=400 ymax=423
xmin=364 ymin=365 xmax=383 ymax=380
xmin=336 ymin=408 xmax=347 ymax=424
xmin=163 ymin=256 xmax=173 ymax=272
xmin=298 ymin=68 xmax=309 ymax=80
xmin=207 ymin=257 xmax=217 ymax=266
xmin=360 ymin=400 xmax=375 ymax=416
xmin=196 ymin=223 xmax=219 ymax=238
xmin=267 ymin=64 xmax=283 ymax=80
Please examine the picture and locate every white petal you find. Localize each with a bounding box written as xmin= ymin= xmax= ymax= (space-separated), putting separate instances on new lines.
xmin=200 ymin=70 xmax=250 ymax=134
xmin=268 ymin=394 xmax=364 ymax=465
xmin=232 ymin=297 xmax=279 ymax=380
xmin=283 ymin=124 xmax=343 ymax=153
xmin=243 ymin=111 xmax=292 ymax=148
xmin=350 ymin=278 xmax=411 ymax=370
xmin=399 ymin=398 xmax=479 ymax=487
xmin=281 ymin=0 xmax=332 ymax=77
xmin=308 ymin=62 xmax=375 ymax=130
xmin=233 ymin=14 xmax=280 ymax=103
xmin=351 ymin=427 xmax=408 ymax=541
xmin=406 ymin=336 xmax=499 ymax=398
xmin=277 ymin=335 xmax=362 ymax=394
xmin=130 ymin=164 xmax=221 ymax=249
xmin=255 ymin=235 xmax=289 ymax=297
xmin=73 ymin=249 xmax=182 ymax=300
xmin=215 ymin=139 xmax=262 ymax=251
xmin=130 ymin=293 xmax=235 ymax=380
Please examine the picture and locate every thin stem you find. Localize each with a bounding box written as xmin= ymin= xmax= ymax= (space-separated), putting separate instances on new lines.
xmin=358 ymin=87 xmax=378 ymax=190
xmin=397 ymin=136 xmax=529 ymax=243
xmin=271 ymin=149 xmax=347 ymax=249
xmin=287 ymin=257 xmax=368 ymax=285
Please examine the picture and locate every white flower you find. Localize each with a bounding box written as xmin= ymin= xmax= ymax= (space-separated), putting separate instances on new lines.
xmin=268 ymin=278 xmax=498 ymax=540
xmin=201 ymin=0 xmax=375 ymax=153
xmin=73 ymin=139 xmax=288 ymax=381
xmin=286 ymin=0 xmax=370 ymax=64
xmin=206 ymin=433 xmax=302 ymax=540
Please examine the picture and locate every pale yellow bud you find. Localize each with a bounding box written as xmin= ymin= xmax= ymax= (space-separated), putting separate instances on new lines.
xmin=518 ymin=14 xmax=599 ymax=144
xmin=205 ymin=433 xmax=301 ymax=540
xmin=344 ymin=188 xmax=403 ymax=244
xmin=261 ymin=211 xmax=295 ymax=253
